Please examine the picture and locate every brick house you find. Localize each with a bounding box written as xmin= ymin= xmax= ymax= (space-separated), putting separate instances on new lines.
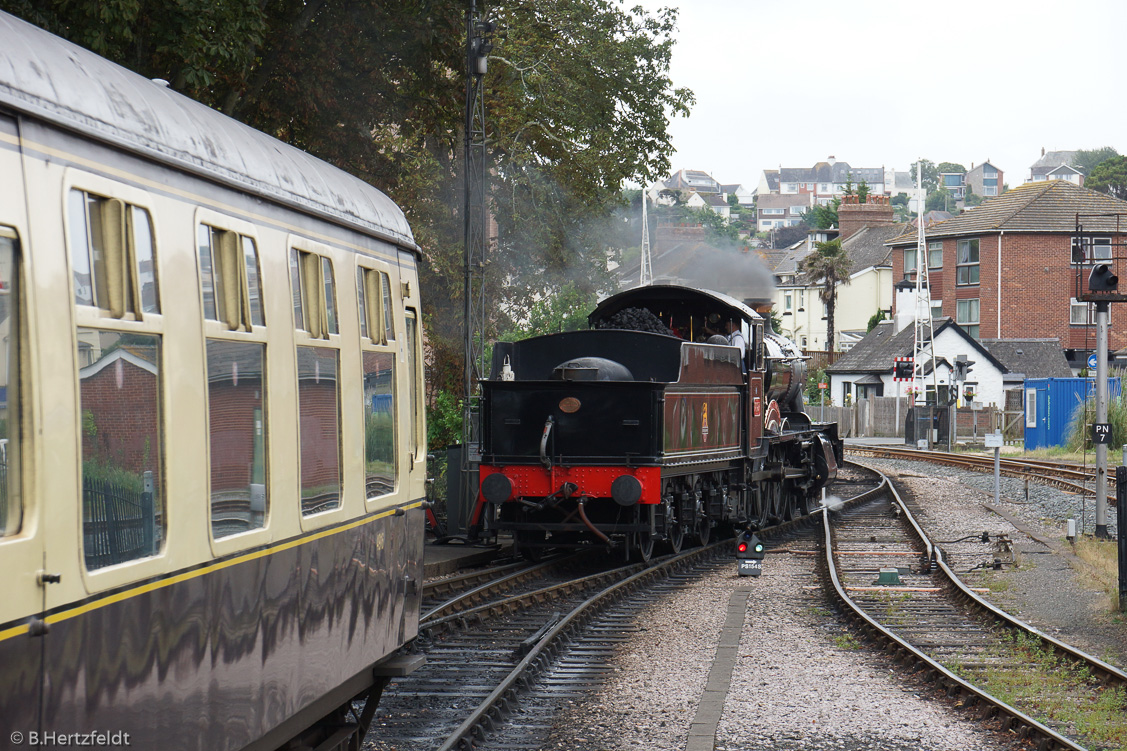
xmin=887 ymin=181 xmax=1127 ymax=368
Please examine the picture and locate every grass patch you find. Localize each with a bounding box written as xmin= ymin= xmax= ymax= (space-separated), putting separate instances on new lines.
xmin=1073 ymin=536 xmax=1120 ymax=610
xmin=833 ymin=633 xmax=861 ymax=650
xmin=973 ymin=631 xmax=1127 ymax=749
xmin=976 ymin=571 xmax=1012 ymax=593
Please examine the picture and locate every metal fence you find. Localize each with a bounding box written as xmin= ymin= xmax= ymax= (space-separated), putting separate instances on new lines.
xmin=83 ymin=477 xmax=156 ymax=569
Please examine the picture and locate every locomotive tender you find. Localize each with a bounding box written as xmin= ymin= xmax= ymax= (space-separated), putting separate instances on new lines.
xmin=0 ymin=12 xmax=427 ymax=751
xmin=473 ymin=284 xmax=841 ymax=560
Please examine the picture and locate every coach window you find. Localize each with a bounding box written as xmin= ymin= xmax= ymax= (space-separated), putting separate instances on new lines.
xmin=292 ymin=245 xmax=341 ymax=515
xmin=405 ymin=309 xmax=422 ymax=462
xmin=69 ymin=186 xmax=165 ymax=570
xmin=69 ymin=190 xmax=160 ymax=317
xmin=0 ymin=230 xmax=20 ymax=537
xmin=198 ymin=220 xmax=269 ymax=540
xmin=358 ymin=266 xmax=397 ymax=499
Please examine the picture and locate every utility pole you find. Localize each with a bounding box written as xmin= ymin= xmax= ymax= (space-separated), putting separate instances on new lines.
xmin=1074 ymin=212 xmax=1127 ymax=538
xmin=639 ymin=191 xmax=652 ymax=286
xmin=911 ymin=161 xmax=939 ymax=448
xmin=461 ymin=1 xmax=495 ymax=536
xmin=1095 ymin=300 xmax=1110 ymax=537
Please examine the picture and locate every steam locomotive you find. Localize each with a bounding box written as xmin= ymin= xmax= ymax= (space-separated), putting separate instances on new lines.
xmin=470 ymin=283 xmax=842 ymax=560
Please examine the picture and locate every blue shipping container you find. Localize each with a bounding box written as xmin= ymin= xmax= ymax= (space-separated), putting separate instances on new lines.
xmin=1023 ymin=377 xmax=1122 ymax=450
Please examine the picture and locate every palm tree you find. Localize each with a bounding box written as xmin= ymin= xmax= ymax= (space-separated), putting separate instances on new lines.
xmin=800 ymin=238 xmax=852 ymax=357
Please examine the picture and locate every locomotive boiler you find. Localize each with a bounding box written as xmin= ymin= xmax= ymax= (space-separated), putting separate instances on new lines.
xmin=471 ymin=283 xmax=841 ymax=561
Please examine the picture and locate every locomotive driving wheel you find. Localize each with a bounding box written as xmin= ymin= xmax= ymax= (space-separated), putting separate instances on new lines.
xmin=634 ymin=506 xmax=655 ymax=563
xmin=692 ymin=478 xmax=710 ymax=546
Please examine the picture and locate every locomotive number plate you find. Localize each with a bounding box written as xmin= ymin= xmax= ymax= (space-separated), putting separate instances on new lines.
xmin=737 ymin=559 xmax=763 ymax=577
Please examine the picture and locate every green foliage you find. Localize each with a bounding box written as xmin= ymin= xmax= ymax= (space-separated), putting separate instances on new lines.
xmin=7 ymin=2 xmax=692 ymax=404
xmin=365 ymin=411 xmax=395 ymax=466
xmin=768 ymin=306 xmax=784 ymax=333
xmin=909 ymin=159 xmax=938 ymax=192
xmin=1065 ymin=386 xmax=1127 ymax=452
xmin=855 ymin=179 xmax=870 ymax=203
xmin=805 ymin=198 xmax=840 ymax=230
xmin=804 ymin=366 xmax=828 ymax=403
xmin=890 ymin=192 xmax=909 ymax=207
xmin=936 ymin=161 xmax=966 ymax=175
xmin=964 ymin=190 xmax=985 ymax=207
xmin=867 ymin=309 xmax=886 ymax=332
xmin=498 ymin=283 xmax=596 ymax=340
xmin=1073 ymin=146 xmax=1120 ymax=176
xmin=926 ymin=186 xmax=954 ymax=212
xmin=81 ymin=459 xmax=144 ymax=498
xmin=426 ymin=390 xmax=463 ymax=452
xmin=1086 ymin=155 xmax=1127 ymax=200
xmin=800 ymin=239 xmax=852 ymax=353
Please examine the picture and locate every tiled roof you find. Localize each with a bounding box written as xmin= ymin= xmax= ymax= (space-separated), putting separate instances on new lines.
xmin=762 ymin=170 xmax=779 ymax=191
xmin=778 ymin=162 xmax=884 ymax=185
xmin=979 ymin=339 xmax=1073 ymax=378
xmin=827 ymin=318 xmax=1007 ymax=374
xmin=841 ymin=224 xmax=905 ymax=274
xmin=1030 ymin=150 xmax=1077 ymax=176
xmin=886 ymin=181 xmax=1127 ymax=246
xmin=825 ymin=320 xmax=920 ymax=373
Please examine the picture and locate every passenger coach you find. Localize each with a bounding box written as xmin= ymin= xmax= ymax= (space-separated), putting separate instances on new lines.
xmin=0 ymin=12 xmax=426 ymax=751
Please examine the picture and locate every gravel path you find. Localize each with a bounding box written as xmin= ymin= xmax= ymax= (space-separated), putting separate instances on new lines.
xmin=542 ymin=548 xmax=1018 ymax=751
xmin=864 ymin=456 xmax=1127 ymax=669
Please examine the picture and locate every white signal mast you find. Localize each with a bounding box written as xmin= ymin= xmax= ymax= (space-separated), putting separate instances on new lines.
xmin=640 ymin=191 xmax=653 ymax=286
xmin=911 ymin=160 xmax=940 ymax=442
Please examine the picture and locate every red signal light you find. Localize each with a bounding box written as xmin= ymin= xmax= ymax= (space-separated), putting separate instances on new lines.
xmin=737 ymin=541 xmax=748 ymax=553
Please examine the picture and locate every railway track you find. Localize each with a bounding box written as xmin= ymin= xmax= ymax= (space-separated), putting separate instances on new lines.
xmin=364 ymin=469 xmax=884 ymax=751
xmin=846 ymin=444 xmax=1104 ymax=499
xmin=824 ymin=464 xmax=1127 ymax=751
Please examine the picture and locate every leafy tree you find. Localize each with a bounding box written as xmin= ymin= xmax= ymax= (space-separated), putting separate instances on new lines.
xmin=1086 ymin=156 xmax=1127 ymax=200
xmin=768 ymin=306 xmax=784 ymax=333
xmin=926 ymin=186 xmax=954 ymax=213
xmin=936 ymin=161 xmax=966 ymax=175
xmin=7 ymin=1 xmax=693 ymax=404
xmin=842 ymin=173 xmax=855 ymax=198
xmin=1073 ymin=147 xmax=1120 ymax=176
xmin=964 ymin=190 xmax=985 ymax=207
xmin=890 ymin=193 xmax=909 ymax=207
xmin=856 ymin=179 xmax=870 ymax=203
xmin=804 ymin=366 xmax=828 ymax=403
xmin=800 ymin=239 xmax=852 ymax=354
xmin=770 ymin=224 xmax=808 ymax=248
xmin=909 ymin=159 xmax=938 ymax=192
xmin=805 ymin=198 xmax=840 ymax=230
xmin=1087 ymin=156 xmax=1127 ymax=200
xmin=867 ymin=309 xmax=887 ymax=332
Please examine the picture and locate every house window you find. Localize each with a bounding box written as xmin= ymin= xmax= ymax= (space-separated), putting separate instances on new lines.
xmin=784 ymin=292 xmax=792 ymax=311
xmin=928 ymin=241 xmax=943 ymax=269
xmin=1070 ymin=298 xmax=1105 ymax=325
xmin=931 ymin=300 xmax=943 ymax=319
xmin=762 ymin=208 xmax=785 ymax=215
xmin=956 ymin=298 xmax=980 ymax=339
xmin=1071 ymin=236 xmax=1112 ymax=265
xmin=790 ymin=205 xmax=805 ymax=215
xmin=904 ymin=248 xmax=917 ymax=273
xmin=956 ymin=239 xmax=979 ymax=285
xmin=983 ymin=186 xmax=998 ymax=196
xmin=798 ymin=290 xmax=805 ymax=308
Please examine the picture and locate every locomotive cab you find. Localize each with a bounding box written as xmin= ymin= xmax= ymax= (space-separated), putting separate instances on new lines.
xmin=474 ymin=284 xmax=841 ymax=561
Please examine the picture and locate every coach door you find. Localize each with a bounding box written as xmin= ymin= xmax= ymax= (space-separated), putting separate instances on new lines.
xmin=0 ymin=113 xmax=43 ymax=732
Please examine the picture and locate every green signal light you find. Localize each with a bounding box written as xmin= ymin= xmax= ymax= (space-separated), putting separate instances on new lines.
xmin=754 ymin=543 xmax=764 ymax=553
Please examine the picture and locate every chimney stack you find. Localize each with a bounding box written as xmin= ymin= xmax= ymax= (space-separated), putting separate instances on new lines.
xmin=837 ymin=194 xmax=895 ymax=241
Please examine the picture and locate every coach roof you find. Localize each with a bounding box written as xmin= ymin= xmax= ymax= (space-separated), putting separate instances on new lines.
xmin=0 ymin=11 xmax=416 ymax=250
